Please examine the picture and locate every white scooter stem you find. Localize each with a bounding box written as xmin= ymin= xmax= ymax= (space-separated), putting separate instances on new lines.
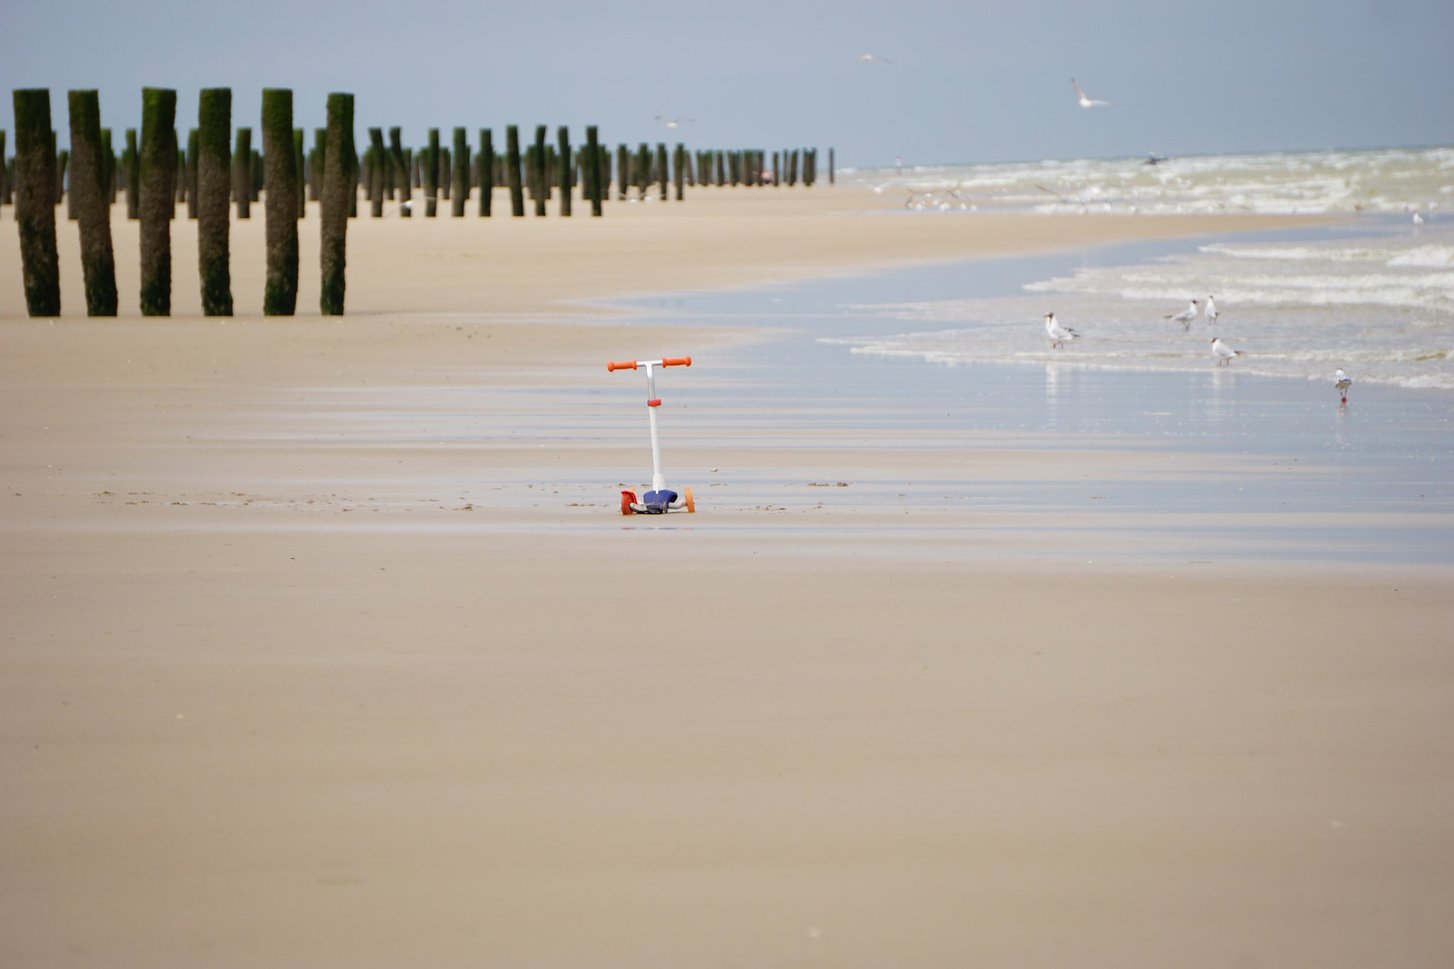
xmin=606 ymin=356 xmax=692 ymax=493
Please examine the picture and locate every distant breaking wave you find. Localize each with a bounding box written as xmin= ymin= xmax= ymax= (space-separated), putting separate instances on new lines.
xmin=843 ymin=146 xmax=1453 ymax=217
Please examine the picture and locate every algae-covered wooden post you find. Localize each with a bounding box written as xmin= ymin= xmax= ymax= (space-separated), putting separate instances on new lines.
xmin=532 ymin=125 xmax=547 ymax=216
xmin=584 ymin=125 xmax=602 ymax=217
xmin=174 ymin=144 xmax=187 ymax=208
xmin=423 ymin=128 xmax=439 ymax=216
xmin=250 ymin=148 xmax=262 ymax=204
xmin=388 ymin=127 xmax=410 ymax=216
xmin=673 ymin=143 xmax=685 ymax=201
xmin=293 ymin=128 xmax=305 ymax=218
xmin=262 ymin=88 xmax=299 ymax=315
xmin=309 ymin=128 xmax=325 ymax=201
xmin=451 ymin=127 xmax=468 ymax=217
xmin=101 ymin=129 xmax=115 ymax=204
xmin=477 ymin=128 xmax=494 ymax=217
xmin=13 ymin=90 xmax=62 ymax=316
xmin=197 ymin=88 xmax=233 ymax=316
xmin=138 ymin=87 xmax=177 ymax=316
xmin=366 ymin=128 xmax=385 ymax=218
xmin=829 ymin=147 xmax=835 ymax=185
xmin=635 ymin=143 xmax=650 ymax=198
xmin=233 ymin=127 xmax=251 ymax=218
xmin=0 ymin=129 xmax=7 ymax=211
xmin=616 ymin=144 xmax=630 ymax=199
xmin=505 ymin=125 xmax=524 ymax=217
xmin=124 ymin=128 xmax=139 ymax=219
xmin=655 ymin=143 xmax=668 ymax=201
xmin=67 ymin=111 xmax=117 ymax=272
xmin=58 ymin=149 xmax=73 ymax=219
xmin=185 ymin=129 xmax=199 ymax=218
xmin=556 ymin=126 xmax=572 ymax=217
xmin=319 ymin=92 xmax=354 ymax=316
xmin=66 ymin=90 xmax=118 ymax=316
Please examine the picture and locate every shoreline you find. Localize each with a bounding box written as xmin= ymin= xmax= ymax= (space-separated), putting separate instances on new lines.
xmin=2 ymin=185 xmax=1336 ymax=318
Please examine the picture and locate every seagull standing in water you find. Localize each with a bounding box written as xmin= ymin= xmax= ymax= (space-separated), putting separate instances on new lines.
xmin=1166 ymin=298 xmax=1200 ymax=330
xmin=1211 ymin=337 xmax=1241 ymax=366
xmin=1205 ymin=295 xmax=1219 ymax=325
xmin=1335 ymin=368 xmax=1352 ymax=403
xmin=1044 ymin=312 xmax=1080 ymax=348
xmin=1071 ymin=78 xmax=1110 ymax=108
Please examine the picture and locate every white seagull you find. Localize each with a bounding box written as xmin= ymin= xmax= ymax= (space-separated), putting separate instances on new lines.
xmin=1211 ymin=337 xmax=1241 ymax=366
xmin=1165 ymin=298 xmax=1200 ymax=330
xmin=1335 ymin=368 xmax=1352 ymax=403
xmin=1205 ymin=295 xmax=1219 ymax=325
xmin=854 ymin=53 xmax=895 ymax=65
xmin=1071 ymin=78 xmax=1110 ymax=109
xmin=1044 ymin=312 xmax=1080 ymax=349
xmin=654 ymin=115 xmax=694 ymax=130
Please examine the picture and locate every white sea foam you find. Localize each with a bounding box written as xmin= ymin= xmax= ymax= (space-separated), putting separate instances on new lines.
xmin=846 ymin=146 xmax=1454 ymax=216
xmin=1388 ymin=246 xmax=1454 ymax=268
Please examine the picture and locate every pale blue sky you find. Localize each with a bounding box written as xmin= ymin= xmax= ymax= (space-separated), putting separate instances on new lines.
xmin=3 ymin=0 xmax=1451 ymax=167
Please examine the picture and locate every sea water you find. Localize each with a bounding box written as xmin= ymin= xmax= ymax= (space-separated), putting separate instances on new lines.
xmin=840 ymin=145 xmax=1453 ymax=217
xmin=603 ymin=149 xmax=1454 ymax=562
xmin=831 ymin=148 xmax=1454 ymax=392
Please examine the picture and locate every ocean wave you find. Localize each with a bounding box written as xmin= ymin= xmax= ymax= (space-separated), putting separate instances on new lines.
xmin=847 ymin=146 xmax=1454 ymax=216
xmin=1200 ymin=243 xmax=1388 ymax=262
xmin=1388 ymin=246 xmax=1454 ymax=268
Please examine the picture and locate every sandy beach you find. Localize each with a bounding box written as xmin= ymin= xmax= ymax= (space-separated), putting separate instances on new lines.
xmin=3 ymin=186 xmax=1453 ymax=967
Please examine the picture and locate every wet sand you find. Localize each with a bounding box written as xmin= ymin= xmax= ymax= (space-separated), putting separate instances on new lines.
xmin=2 ymin=189 xmax=1452 ymax=967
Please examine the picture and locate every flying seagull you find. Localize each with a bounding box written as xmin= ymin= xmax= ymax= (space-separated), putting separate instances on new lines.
xmin=1165 ymin=298 xmax=1200 ymax=330
xmin=654 ymin=115 xmax=694 ymax=130
xmin=1211 ymin=337 xmax=1241 ymax=366
xmin=1335 ymin=368 xmax=1352 ymax=404
xmin=1071 ymin=78 xmax=1109 ymax=108
xmin=1044 ymin=312 xmax=1080 ymax=349
xmin=854 ymin=52 xmax=895 ymax=65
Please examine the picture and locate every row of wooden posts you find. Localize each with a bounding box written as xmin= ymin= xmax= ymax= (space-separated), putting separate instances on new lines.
xmin=4 ymin=87 xmax=831 ymax=318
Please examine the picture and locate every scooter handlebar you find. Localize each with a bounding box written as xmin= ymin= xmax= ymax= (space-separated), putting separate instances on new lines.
xmin=606 ymin=356 xmax=692 ymax=372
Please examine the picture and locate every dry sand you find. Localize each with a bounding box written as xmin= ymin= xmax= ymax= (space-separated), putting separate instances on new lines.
xmin=3 ymin=187 xmax=1452 ymax=967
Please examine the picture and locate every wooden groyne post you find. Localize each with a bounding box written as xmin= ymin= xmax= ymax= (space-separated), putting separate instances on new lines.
xmin=262 ymin=88 xmax=299 ymax=315
xmin=13 ymin=89 xmax=61 ymax=316
xmin=197 ymin=87 xmax=233 ymax=316
xmin=66 ymin=89 xmax=118 ymax=316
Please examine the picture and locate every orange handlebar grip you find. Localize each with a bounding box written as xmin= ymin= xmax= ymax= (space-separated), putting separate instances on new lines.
xmin=662 ymin=356 xmax=692 ymax=368
xmin=606 ymin=360 xmax=638 ymax=372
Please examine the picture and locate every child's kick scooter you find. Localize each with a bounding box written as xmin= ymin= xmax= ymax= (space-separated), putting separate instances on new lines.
xmin=607 ymin=356 xmax=696 ymax=515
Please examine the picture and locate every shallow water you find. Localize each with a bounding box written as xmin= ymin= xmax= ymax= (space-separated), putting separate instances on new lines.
xmin=828 ymin=217 xmax=1453 ymax=392
xmin=606 ymin=223 xmax=1454 ymax=565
